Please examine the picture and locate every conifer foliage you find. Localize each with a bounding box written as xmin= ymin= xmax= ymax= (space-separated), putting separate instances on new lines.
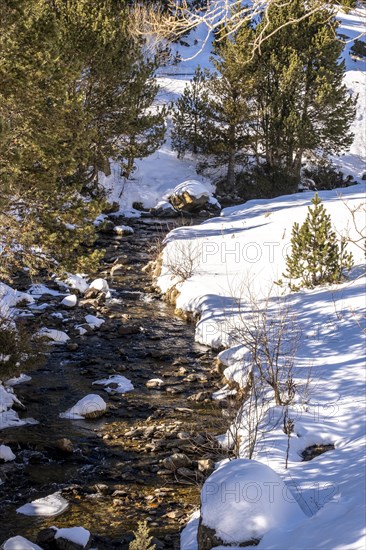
xmin=129 ymin=521 xmax=156 ymax=550
xmin=0 ymin=0 xmax=165 ymax=280
xmin=284 ymin=194 xmax=354 ymax=289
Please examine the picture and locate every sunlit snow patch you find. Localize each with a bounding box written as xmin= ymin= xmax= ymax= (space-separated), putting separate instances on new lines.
xmin=16 ymin=492 xmax=69 ymax=517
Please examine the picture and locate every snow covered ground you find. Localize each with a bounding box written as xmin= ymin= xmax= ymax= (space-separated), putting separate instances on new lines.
xmin=0 ymin=4 xmax=365 ymax=549
xmin=111 ymin=6 xmax=364 ymax=550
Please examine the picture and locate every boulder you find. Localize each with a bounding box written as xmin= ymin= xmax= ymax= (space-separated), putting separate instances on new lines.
xmin=168 ymin=180 xmax=212 ymax=213
xmin=162 ymin=453 xmax=192 ymax=471
xmin=151 ymin=200 xmax=178 ymax=218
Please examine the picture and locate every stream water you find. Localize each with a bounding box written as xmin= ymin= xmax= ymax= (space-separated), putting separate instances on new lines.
xmin=0 ymin=217 xmax=229 ymax=549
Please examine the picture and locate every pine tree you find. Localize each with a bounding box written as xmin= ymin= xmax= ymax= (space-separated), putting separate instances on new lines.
xmin=284 ymin=194 xmax=354 ymax=289
xmin=203 ymin=25 xmax=255 ymax=194
xmin=0 ymin=0 xmax=165 ymax=280
xmin=129 ymin=521 xmax=156 ymax=550
xmin=252 ymin=0 xmax=356 ymax=182
xmin=171 ymin=66 xmax=209 ymax=159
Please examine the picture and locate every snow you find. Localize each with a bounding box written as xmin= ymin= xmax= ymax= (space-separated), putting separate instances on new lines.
xmin=200 ymin=459 xmax=305 ymax=544
xmin=168 ymin=179 xmax=211 ymax=200
xmin=5 ymin=374 xmax=32 ymax=387
xmin=61 ymin=294 xmax=77 ymax=308
xmin=0 ymin=282 xmax=34 ymax=308
xmin=85 ymin=314 xmax=105 ymax=329
xmin=88 ymin=278 xmax=109 ymax=292
xmin=38 ymin=328 xmax=70 ymax=343
xmin=53 ymin=526 xmax=90 ymax=547
xmin=2 ymin=536 xmax=42 ymax=550
xmin=0 ymin=444 xmax=16 ymax=462
xmin=64 ymin=273 xmax=89 ymax=294
xmin=93 ymin=375 xmax=134 ymax=394
xmin=180 ymin=510 xmax=200 ymax=550
xmin=16 ymin=492 xmax=69 ymax=517
xmin=28 ymin=284 xmax=62 ymax=298
xmin=0 ymin=384 xmax=38 ymax=430
xmin=60 ymin=394 xmax=107 ymax=420
xmin=113 ymin=225 xmax=134 ymax=235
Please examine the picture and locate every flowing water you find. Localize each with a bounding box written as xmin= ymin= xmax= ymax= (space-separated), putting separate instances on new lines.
xmin=0 ymin=217 xmax=229 ymax=549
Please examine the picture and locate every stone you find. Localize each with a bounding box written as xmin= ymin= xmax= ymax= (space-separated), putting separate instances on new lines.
xmin=118 ymin=324 xmax=141 ymax=335
xmin=197 ymin=459 xmax=215 ymax=474
xmin=55 ymin=438 xmax=74 ymax=454
xmin=162 ymin=453 xmax=192 ymax=471
xmin=146 ymin=378 xmax=165 ymax=389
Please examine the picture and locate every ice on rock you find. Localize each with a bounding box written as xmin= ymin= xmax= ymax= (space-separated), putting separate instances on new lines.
xmin=16 ymin=492 xmax=69 ymax=516
xmin=60 ymin=394 xmax=107 ymax=420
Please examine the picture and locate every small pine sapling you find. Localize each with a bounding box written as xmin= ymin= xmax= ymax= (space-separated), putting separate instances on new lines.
xmin=284 ymin=193 xmax=354 ymax=289
xmin=129 ymin=521 xmax=156 ymax=550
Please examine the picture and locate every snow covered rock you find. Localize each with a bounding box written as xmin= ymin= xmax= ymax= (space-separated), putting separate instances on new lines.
xmin=61 ymin=295 xmax=78 ymax=308
xmin=2 ymin=536 xmax=42 ymax=550
xmin=38 ymin=328 xmax=70 ymax=344
xmin=16 ymin=492 xmax=69 ymax=517
xmin=5 ymin=374 xmax=32 ymax=387
xmin=151 ymin=200 xmax=178 ymax=218
xmin=36 ymin=526 xmax=91 ymax=550
xmin=168 ymin=180 xmax=213 ymax=213
xmin=64 ymin=274 xmax=89 ymax=294
xmin=60 ymin=394 xmax=107 ymax=420
xmin=146 ymin=378 xmax=165 ymax=388
xmin=0 ymin=444 xmax=16 ymax=462
xmin=84 ymin=314 xmax=105 ymax=329
xmin=198 ymin=459 xmax=305 ymax=549
xmin=88 ymin=278 xmax=109 ymax=293
xmin=113 ymin=225 xmax=134 ymax=235
xmin=93 ymin=375 xmax=134 ymax=394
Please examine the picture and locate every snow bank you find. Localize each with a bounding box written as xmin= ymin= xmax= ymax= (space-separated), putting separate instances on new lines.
xmin=93 ymin=375 xmax=134 ymax=394
xmin=200 ymin=459 xmax=305 ymax=545
xmin=16 ymin=492 xmax=69 ymax=517
xmin=0 ymin=384 xmax=38 ymax=430
xmin=0 ymin=282 xmax=34 ymax=308
xmin=60 ymin=394 xmax=107 ymax=420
